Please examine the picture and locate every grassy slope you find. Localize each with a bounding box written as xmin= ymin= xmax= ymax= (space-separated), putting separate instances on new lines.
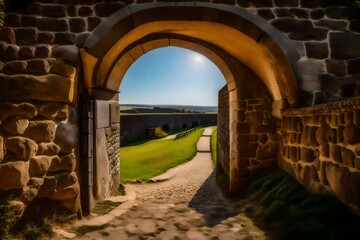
xmin=211 ymin=127 xmax=217 ymax=166
xmin=120 ymin=128 xmax=204 ymax=182
xmin=244 ymin=171 xmax=360 ymax=240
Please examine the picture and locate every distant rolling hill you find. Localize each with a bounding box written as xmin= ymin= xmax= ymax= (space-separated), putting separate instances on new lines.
xmin=119 ymin=104 xmax=218 ymax=113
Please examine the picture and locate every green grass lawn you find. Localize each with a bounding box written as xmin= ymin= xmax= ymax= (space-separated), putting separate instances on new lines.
xmin=211 ymin=127 xmax=217 ymax=166
xmin=120 ymin=128 xmax=204 ymax=182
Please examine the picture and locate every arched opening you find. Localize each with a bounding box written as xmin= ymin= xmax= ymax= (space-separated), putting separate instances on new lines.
xmin=183 ymin=124 xmax=188 ymax=129
xmin=162 ymin=124 xmax=170 ymax=132
xmin=79 ymin=2 xmax=300 ymax=213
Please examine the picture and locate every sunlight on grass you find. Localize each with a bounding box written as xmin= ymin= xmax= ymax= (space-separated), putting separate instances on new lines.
xmin=120 ymin=128 xmax=204 ymax=182
xmin=211 ymin=127 xmax=217 ymax=166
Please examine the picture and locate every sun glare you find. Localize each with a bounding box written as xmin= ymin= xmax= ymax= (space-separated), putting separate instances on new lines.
xmin=193 ymin=53 xmax=205 ymax=63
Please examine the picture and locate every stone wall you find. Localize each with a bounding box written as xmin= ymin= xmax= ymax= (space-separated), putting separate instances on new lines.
xmin=120 ymin=113 xmax=217 ymax=146
xmin=217 ymin=86 xmax=230 ymax=177
xmin=280 ymin=97 xmax=360 ymax=212
xmin=0 ymin=101 xmax=80 ymax=217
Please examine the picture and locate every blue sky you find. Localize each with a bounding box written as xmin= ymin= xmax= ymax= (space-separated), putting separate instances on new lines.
xmin=119 ymin=47 xmax=226 ymax=106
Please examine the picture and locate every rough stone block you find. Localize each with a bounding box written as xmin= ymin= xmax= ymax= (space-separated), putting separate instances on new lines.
xmin=2 ymin=61 xmax=28 ymax=75
xmin=69 ymin=18 xmax=86 ymax=33
xmin=274 ymin=0 xmax=298 ymax=7
xmin=0 ymin=45 xmax=18 ymax=62
xmin=50 ymin=60 xmax=76 ymax=79
xmin=39 ymin=102 xmax=68 ymax=120
xmin=257 ymin=148 xmax=276 ymax=160
xmin=54 ymin=32 xmax=76 ymax=45
xmin=1 ymin=117 xmax=29 ymax=135
xmin=330 ymin=144 xmax=342 ymax=163
xmin=88 ymin=17 xmax=102 ymax=31
xmin=19 ymin=46 xmax=35 ymax=60
xmin=0 ymin=136 xmax=3 ymax=161
xmin=330 ymin=32 xmax=360 ymax=60
xmin=305 ymin=42 xmax=328 ymax=59
xmin=29 ymin=156 xmax=51 ymax=176
xmin=94 ymin=3 xmax=124 ymax=17
xmin=15 ymin=28 xmax=37 ymax=45
xmin=37 ymin=176 xmax=56 ymax=197
xmin=68 ymin=5 xmax=77 ymax=17
xmin=0 ymin=74 xmax=74 ymax=103
xmin=35 ymin=45 xmax=51 ymax=58
xmin=37 ymin=32 xmax=55 ymax=44
xmin=326 ymin=59 xmax=346 ymax=76
xmin=310 ymin=9 xmax=324 ymax=19
xmin=38 ymin=18 xmax=69 ymax=32
xmin=326 ymin=163 xmax=352 ymax=203
xmin=315 ymin=19 xmax=347 ymax=31
xmin=347 ymin=58 xmax=360 ymax=75
xmin=300 ymin=0 xmax=318 ymax=8
xmin=24 ymin=121 xmax=56 ymax=143
xmin=49 ymin=153 xmax=76 ymax=172
xmin=0 ymin=28 xmax=15 ymax=44
xmin=41 ymin=4 xmax=67 ymax=18
xmin=6 ymin=137 xmax=37 ymax=160
xmin=37 ymin=143 xmax=60 ymax=156
xmin=344 ymin=124 xmax=360 ymax=145
xmin=54 ymin=123 xmax=78 ymax=154
xmin=27 ymin=59 xmax=50 ymax=75
xmin=78 ymin=6 xmax=93 ymax=16
xmin=257 ymin=9 xmax=275 ymax=20
xmin=52 ymin=45 xmax=80 ymax=66
xmin=301 ymin=147 xmax=316 ymax=163
xmin=342 ymin=148 xmax=355 ymax=168
xmin=0 ymin=162 xmax=29 ymax=190
xmin=20 ymin=15 xmax=38 ymax=27
xmin=272 ymin=19 xmax=327 ymax=41
xmin=350 ymin=20 xmax=360 ymax=33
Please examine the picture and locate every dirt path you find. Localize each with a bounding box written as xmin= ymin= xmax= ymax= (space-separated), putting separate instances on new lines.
xmin=76 ymin=127 xmax=266 ymax=240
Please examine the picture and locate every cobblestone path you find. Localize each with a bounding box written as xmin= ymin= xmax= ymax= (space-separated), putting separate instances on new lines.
xmin=78 ymin=128 xmax=266 ymax=240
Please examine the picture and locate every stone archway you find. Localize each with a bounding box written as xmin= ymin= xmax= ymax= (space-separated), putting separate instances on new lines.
xmin=79 ymin=2 xmax=300 ymax=211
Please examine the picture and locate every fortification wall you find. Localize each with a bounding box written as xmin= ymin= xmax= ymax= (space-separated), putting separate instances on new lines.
xmin=217 ymin=86 xmax=230 ymax=176
xmin=120 ymin=113 xmax=217 ymax=146
xmin=280 ymin=97 xmax=360 ymax=212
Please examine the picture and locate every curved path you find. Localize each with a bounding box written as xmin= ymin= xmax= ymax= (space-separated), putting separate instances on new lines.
xmin=78 ymin=127 xmax=266 ymax=240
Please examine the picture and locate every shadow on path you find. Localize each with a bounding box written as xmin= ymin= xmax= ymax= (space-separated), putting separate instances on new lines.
xmin=188 ymin=169 xmax=240 ymax=227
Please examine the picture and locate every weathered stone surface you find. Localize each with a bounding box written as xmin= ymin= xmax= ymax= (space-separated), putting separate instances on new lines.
xmin=310 ymin=9 xmax=325 ymax=19
xmin=37 ymin=18 xmax=68 ymax=32
xmin=4 ymin=14 xmax=21 ymax=27
xmin=68 ymin=5 xmax=77 ymax=17
xmin=0 ymin=161 xmax=29 ymax=190
xmin=305 ymin=42 xmax=328 ymax=59
xmin=330 ymin=144 xmax=342 ymax=163
xmin=27 ymin=59 xmax=50 ymax=75
xmin=275 ymin=9 xmax=309 ymax=18
xmin=272 ymin=19 xmax=327 ymax=41
xmin=301 ymin=148 xmax=315 ymax=163
xmin=37 ymin=143 xmax=60 ymax=156
xmin=69 ymin=18 xmax=86 ymax=33
xmin=37 ymin=176 xmax=56 ymax=197
xmin=257 ymin=9 xmax=275 ymax=20
xmin=54 ymin=123 xmax=78 ymax=153
xmin=78 ymin=6 xmax=93 ymax=16
xmin=1 ymin=45 xmax=18 ymax=62
xmin=1 ymin=117 xmax=29 ymax=135
xmin=330 ymin=32 xmax=360 ymax=60
xmin=347 ymin=58 xmax=360 ymax=75
xmin=88 ymin=17 xmax=102 ymax=31
xmin=350 ymin=20 xmax=360 ymax=33
xmin=50 ymin=60 xmax=76 ymax=79
xmin=344 ymin=124 xmax=360 ymax=145
xmin=94 ymin=3 xmax=124 ymax=17
xmin=316 ymin=121 xmax=331 ymax=145
xmin=314 ymin=19 xmax=347 ymax=31
xmin=41 ymin=4 xmax=67 ymax=18
xmin=19 ymin=46 xmax=35 ymax=60
xmin=20 ymin=16 xmax=38 ymax=27
xmin=0 ymin=136 xmax=3 ymax=161
xmin=325 ymin=6 xmax=352 ymax=19
xmin=342 ymin=148 xmax=355 ymax=168
xmin=274 ymin=0 xmax=298 ymax=7
xmin=257 ymin=148 xmax=276 ymax=160
xmin=52 ymin=45 xmax=80 ymax=66
xmin=50 ymin=182 xmax=80 ymax=200
xmin=325 ymin=163 xmax=352 ymax=203
xmin=54 ymin=32 xmax=76 ymax=45
xmin=0 ymin=28 xmax=15 ymax=43
xmin=37 ymin=32 xmax=54 ymax=44
xmin=326 ymin=59 xmax=346 ymax=76
xmin=2 ymin=61 xmax=28 ymax=75
xmin=39 ymin=102 xmax=68 ymax=120
xmin=6 ymin=137 xmax=37 ymax=160
xmin=15 ymin=28 xmax=37 ymax=45
xmin=29 ymin=156 xmax=51 ymax=176
xmin=49 ymin=153 xmax=76 ymax=172
xmin=24 ymin=121 xmax=56 ymax=143
xmin=0 ymin=74 xmax=74 ymax=103
xmin=35 ymin=45 xmax=51 ymax=58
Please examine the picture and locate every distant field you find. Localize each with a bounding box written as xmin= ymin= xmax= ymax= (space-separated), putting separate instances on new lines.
xmin=120 ymin=104 xmax=218 ymax=113
xmin=120 ymin=128 xmax=204 ymax=182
